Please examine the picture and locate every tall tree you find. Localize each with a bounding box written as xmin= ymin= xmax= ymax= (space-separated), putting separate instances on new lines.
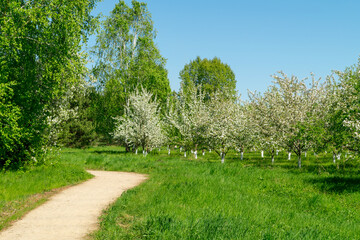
xmin=92 ymin=0 xmax=170 ymax=141
xmin=179 ymin=56 xmax=236 ymax=99
xmin=0 ymin=0 xmax=98 ymax=167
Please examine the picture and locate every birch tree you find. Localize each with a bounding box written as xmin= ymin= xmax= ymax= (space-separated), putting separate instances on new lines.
xmin=92 ymin=0 xmax=170 ymax=141
xmin=113 ymin=88 xmax=164 ymax=153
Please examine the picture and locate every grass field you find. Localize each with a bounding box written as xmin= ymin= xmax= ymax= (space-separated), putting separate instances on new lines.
xmin=1 ymin=146 xmax=359 ymax=239
xmin=58 ymin=147 xmax=360 ymax=239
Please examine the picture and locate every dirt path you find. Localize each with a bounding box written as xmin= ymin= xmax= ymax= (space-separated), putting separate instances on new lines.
xmin=0 ymin=170 xmax=147 ymax=240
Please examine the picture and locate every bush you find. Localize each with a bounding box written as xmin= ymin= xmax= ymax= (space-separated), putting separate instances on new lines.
xmin=0 ymin=83 xmax=24 ymax=168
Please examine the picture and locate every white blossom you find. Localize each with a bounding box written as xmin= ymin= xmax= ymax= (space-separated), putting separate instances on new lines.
xmin=113 ymin=88 xmax=164 ymax=152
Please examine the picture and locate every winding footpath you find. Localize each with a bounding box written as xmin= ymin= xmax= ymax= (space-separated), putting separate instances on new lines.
xmin=0 ymin=170 xmax=147 ymax=240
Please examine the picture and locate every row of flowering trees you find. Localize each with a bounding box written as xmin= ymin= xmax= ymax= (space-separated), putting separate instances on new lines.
xmin=112 ymin=60 xmax=360 ymax=168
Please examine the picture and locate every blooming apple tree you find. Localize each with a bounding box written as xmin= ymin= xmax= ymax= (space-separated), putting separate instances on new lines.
xmin=206 ymin=92 xmax=242 ymax=163
xmin=231 ymin=103 xmax=256 ymax=160
xmin=248 ymin=87 xmax=283 ymax=164
xmin=166 ymin=84 xmax=210 ymax=157
xmin=336 ymin=61 xmax=360 ymax=153
xmin=113 ymin=88 xmax=164 ymax=153
xmin=269 ymin=72 xmax=327 ymax=168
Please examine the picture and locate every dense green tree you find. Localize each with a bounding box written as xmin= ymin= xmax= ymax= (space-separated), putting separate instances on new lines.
xmin=0 ymin=0 xmax=98 ymax=167
xmin=92 ymin=0 xmax=171 ymax=141
xmin=48 ymin=79 xmax=97 ymax=148
xmin=179 ymin=56 xmax=236 ymax=98
xmin=0 ymin=83 xmax=23 ymax=168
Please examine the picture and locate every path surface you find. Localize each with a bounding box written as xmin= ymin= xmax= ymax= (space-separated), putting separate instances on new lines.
xmin=0 ymin=170 xmax=147 ymax=240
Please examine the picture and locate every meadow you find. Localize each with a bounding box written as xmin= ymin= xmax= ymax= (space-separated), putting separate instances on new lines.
xmin=2 ymin=146 xmax=360 ymax=239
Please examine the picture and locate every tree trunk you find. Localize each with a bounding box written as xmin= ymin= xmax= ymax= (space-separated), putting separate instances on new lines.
xmin=221 ymin=152 xmax=225 ymax=164
xmin=333 ymin=152 xmax=336 ymax=164
xmin=202 ymin=150 xmax=205 ymax=156
xmin=305 ymin=151 xmax=307 ymax=157
xmin=271 ymin=155 xmax=274 ymax=164
xmin=135 ymin=149 xmax=138 ymax=155
xmin=131 ymin=32 xmax=138 ymax=60
xmin=168 ymin=149 xmax=170 ymax=155
xmin=194 ymin=151 xmax=197 ymax=159
xmin=184 ymin=151 xmax=186 ymax=157
xmin=125 ymin=144 xmax=130 ymax=152
xmin=261 ymin=151 xmax=264 ymax=158
xmin=298 ymin=155 xmax=301 ymax=168
xmin=241 ymin=151 xmax=244 ymax=160
xmin=288 ymin=152 xmax=291 ymax=160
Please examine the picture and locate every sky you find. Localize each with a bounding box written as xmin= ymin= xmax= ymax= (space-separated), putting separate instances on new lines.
xmin=88 ymin=0 xmax=360 ymax=99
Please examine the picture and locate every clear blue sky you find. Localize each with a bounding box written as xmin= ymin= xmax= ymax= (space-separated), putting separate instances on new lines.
xmin=88 ymin=0 xmax=360 ymax=98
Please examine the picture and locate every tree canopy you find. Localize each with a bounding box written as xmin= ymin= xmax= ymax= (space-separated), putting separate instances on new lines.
xmin=92 ymin=0 xmax=170 ymax=141
xmin=179 ymin=56 xmax=236 ymax=98
xmin=0 ymin=0 xmax=98 ymax=167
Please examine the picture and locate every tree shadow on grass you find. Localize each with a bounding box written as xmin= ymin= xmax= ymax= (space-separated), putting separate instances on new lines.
xmin=308 ymin=176 xmax=360 ymax=193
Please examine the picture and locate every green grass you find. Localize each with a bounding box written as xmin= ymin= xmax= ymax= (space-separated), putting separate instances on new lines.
xmin=0 ymin=163 xmax=92 ymax=230
xmin=59 ymin=147 xmax=360 ymax=239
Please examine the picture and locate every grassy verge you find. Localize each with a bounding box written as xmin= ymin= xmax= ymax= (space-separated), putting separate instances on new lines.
xmin=59 ymin=147 xmax=360 ymax=239
xmin=0 ymin=163 xmax=92 ymax=230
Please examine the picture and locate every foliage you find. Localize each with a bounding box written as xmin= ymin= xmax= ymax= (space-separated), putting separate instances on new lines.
xmin=0 ymin=0 xmax=98 ymax=167
xmin=251 ymin=72 xmax=326 ymax=168
xmin=232 ymin=103 xmax=256 ymax=159
xmin=48 ymin=80 xmax=97 ymax=148
xmin=113 ymin=88 xmax=164 ymax=152
xmin=166 ymin=84 xmax=210 ymax=154
xmin=206 ymin=92 xmax=242 ymax=162
xmin=92 ymin=78 xmax=126 ymax=143
xmin=179 ymin=56 xmax=236 ymax=99
xmin=336 ymin=60 xmax=360 ymax=153
xmin=249 ymin=87 xmax=283 ymax=163
xmin=0 ymin=83 xmax=23 ymax=168
xmin=305 ymin=75 xmax=348 ymax=163
xmin=92 ymin=0 xmax=171 ymax=141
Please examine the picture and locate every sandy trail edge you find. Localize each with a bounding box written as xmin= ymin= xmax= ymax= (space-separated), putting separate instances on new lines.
xmin=0 ymin=170 xmax=147 ymax=240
